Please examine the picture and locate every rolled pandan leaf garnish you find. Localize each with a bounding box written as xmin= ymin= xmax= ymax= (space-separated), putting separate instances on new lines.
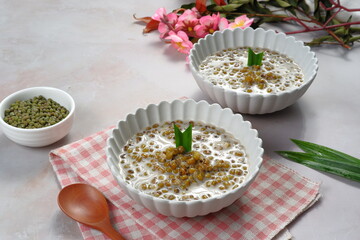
xmin=174 ymin=123 xmax=192 ymax=152
xmin=247 ymin=48 xmax=264 ymax=66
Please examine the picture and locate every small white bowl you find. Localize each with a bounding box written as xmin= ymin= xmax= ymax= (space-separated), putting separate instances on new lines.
xmin=106 ymin=99 xmax=263 ymax=217
xmin=189 ymin=28 xmax=319 ymax=114
xmin=0 ymin=86 xmax=75 ymax=147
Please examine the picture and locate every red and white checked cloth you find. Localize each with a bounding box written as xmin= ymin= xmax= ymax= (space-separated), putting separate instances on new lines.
xmin=50 ymin=126 xmax=320 ymax=240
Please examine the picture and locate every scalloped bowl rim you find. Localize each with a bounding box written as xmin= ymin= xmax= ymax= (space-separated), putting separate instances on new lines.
xmin=106 ymin=99 xmax=264 ymax=217
xmin=189 ymin=28 xmax=319 ymax=114
xmin=190 ymin=28 xmax=318 ymax=98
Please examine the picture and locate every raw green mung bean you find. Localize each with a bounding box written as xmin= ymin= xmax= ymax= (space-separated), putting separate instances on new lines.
xmin=3 ymin=95 xmax=69 ymax=129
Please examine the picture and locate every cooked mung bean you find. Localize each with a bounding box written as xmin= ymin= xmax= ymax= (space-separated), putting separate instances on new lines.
xmin=119 ymin=120 xmax=249 ymax=201
xmin=199 ymin=47 xmax=304 ymax=94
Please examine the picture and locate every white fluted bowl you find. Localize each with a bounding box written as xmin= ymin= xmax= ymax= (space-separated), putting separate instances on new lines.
xmin=0 ymin=87 xmax=75 ymax=147
xmin=106 ymin=99 xmax=263 ymax=217
xmin=190 ymin=28 xmax=318 ymax=114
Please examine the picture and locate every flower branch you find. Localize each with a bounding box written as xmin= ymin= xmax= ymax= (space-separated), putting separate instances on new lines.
xmin=321 ymin=0 xmax=360 ymax=12
xmin=290 ymin=3 xmax=351 ymax=48
xmin=135 ymin=0 xmax=360 ymax=57
xmin=134 ymin=5 xmax=254 ymax=59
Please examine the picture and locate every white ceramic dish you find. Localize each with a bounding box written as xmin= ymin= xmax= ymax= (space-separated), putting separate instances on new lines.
xmin=106 ymin=99 xmax=263 ymax=217
xmin=189 ymin=28 xmax=319 ymax=114
xmin=0 ymin=86 xmax=75 ymax=147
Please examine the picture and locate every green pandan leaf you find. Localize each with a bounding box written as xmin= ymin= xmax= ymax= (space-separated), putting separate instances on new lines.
xmin=174 ymin=124 xmax=182 ymax=147
xmin=290 ymin=139 xmax=360 ymax=164
xmin=277 ymin=151 xmax=360 ymax=182
xmin=247 ymin=48 xmax=264 ymax=66
xmin=174 ymin=124 xmax=192 ymax=152
xmin=277 ymin=139 xmax=360 ymax=182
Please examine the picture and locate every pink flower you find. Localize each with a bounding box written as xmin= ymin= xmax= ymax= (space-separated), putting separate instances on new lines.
xmin=194 ymin=13 xmax=221 ymax=38
xmin=165 ymin=31 xmax=193 ymax=54
xmin=151 ymin=8 xmax=167 ymax=21
xmin=178 ymin=9 xmax=200 ymax=22
xmin=218 ymin=17 xmax=230 ymax=31
xmin=158 ymin=13 xmax=178 ymax=38
xmin=151 ymin=8 xmax=179 ymax=38
xmin=189 ymin=7 xmax=202 ymax=18
xmin=175 ymin=9 xmax=199 ymax=37
xmin=228 ymin=15 xmax=254 ymax=29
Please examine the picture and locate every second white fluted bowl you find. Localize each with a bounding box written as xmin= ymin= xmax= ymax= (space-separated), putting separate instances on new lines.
xmin=190 ymin=28 xmax=318 ymax=114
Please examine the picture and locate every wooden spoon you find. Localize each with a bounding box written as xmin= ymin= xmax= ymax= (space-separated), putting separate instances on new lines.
xmin=57 ymin=183 xmax=125 ymax=240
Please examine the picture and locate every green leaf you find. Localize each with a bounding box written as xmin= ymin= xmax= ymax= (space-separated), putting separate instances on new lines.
xmin=277 ymin=151 xmax=360 ymax=182
xmin=277 ymin=151 xmax=360 ymax=173
xmin=290 ymin=139 xmax=360 ymax=165
xmin=173 ymin=124 xmax=192 ymax=152
xmin=253 ymin=16 xmax=284 ymax=26
xmin=265 ymin=0 xmax=291 ymax=8
xmin=236 ymin=0 xmax=270 ymax=15
xmin=287 ymin=0 xmax=298 ymax=7
xmin=174 ymin=124 xmax=183 ymax=148
xmin=334 ymin=27 xmax=347 ymax=36
xmin=180 ymin=3 xmax=196 ymax=9
xmin=275 ymin=0 xmax=291 ymax=8
xmin=182 ymin=124 xmax=193 ymax=152
xmin=251 ymin=0 xmax=266 ymax=10
xmin=313 ymin=0 xmax=323 ymax=22
xmin=287 ymin=7 xmax=297 ymax=16
xmin=306 ymin=35 xmax=334 ymax=46
xmin=247 ymin=48 xmax=264 ymax=66
xmin=321 ymin=0 xmax=333 ymax=8
xmin=211 ymin=4 xmax=243 ymax=12
xmin=229 ymin=0 xmax=251 ymax=4
xmin=277 ymin=139 xmax=360 ymax=182
xmin=298 ymin=0 xmax=310 ymax=13
xmin=349 ymin=36 xmax=360 ymax=43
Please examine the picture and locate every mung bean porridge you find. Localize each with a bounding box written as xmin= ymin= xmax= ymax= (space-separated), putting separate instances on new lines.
xmin=118 ymin=120 xmax=249 ymax=201
xmin=198 ymin=47 xmax=304 ymax=94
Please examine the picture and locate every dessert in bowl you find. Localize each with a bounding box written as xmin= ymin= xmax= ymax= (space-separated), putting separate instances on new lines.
xmin=190 ymin=28 xmax=319 ymax=114
xmin=106 ymin=99 xmax=263 ymax=217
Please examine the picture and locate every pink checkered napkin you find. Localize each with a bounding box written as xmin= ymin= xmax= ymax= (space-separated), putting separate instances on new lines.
xmin=50 ymin=127 xmax=320 ymax=240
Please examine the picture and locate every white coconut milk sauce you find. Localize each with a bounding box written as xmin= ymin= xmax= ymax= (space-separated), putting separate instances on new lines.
xmin=198 ymin=47 xmax=304 ymax=94
xmin=119 ymin=120 xmax=249 ymax=201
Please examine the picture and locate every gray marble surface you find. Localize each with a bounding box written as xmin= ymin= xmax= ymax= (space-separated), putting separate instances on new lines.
xmin=0 ymin=0 xmax=359 ymax=239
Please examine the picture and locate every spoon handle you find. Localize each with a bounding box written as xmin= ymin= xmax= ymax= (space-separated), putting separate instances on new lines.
xmin=101 ymin=225 xmax=125 ymax=240
xmin=95 ymin=219 xmax=125 ymax=240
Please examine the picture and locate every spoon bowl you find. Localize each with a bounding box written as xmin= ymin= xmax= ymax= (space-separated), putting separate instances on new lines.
xmin=58 ymin=183 xmax=125 ymax=240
